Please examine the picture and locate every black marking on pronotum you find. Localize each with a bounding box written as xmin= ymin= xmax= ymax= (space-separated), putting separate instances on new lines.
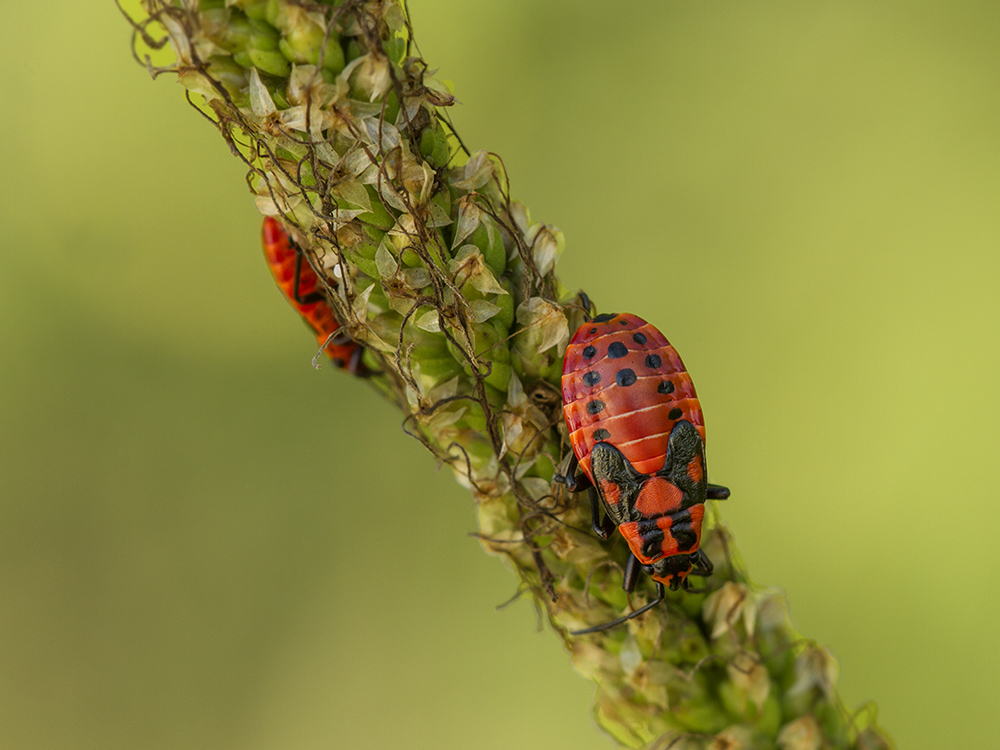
xmin=632 ymin=332 xmax=647 ymax=345
xmin=658 ymin=380 xmax=675 ymax=395
xmin=592 ymin=313 xmax=617 ymax=323
xmin=645 ymin=354 xmax=662 ymax=369
xmin=589 ymin=328 xmax=597 ymax=335
xmin=668 ymin=408 xmax=683 ymax=420
xmin=670 ymin=509 xmax=698 ymax=551
xmin=637 ymin=518 xmax=665 ymax=559
xmin=582 ymin=371 xmax=601 ymax=386
xmin=586 ymin=400 xmax=606 ymax=415
xmin=593 ymin=428 xmax=611 ymax=441
xmin=615 ymin=369 xmax=637 ymax=387
xmin=582 ymin=345 xmax=597 ymax=359
xmin=607 ymin=341 xmax=628 ymax=359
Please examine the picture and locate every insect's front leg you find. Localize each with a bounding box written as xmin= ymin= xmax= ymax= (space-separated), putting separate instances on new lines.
xmin=554 ymin=453 xmax=592 ymax=493
xmin=555 ymin=453 xmax=615 ymax=539
xmin=589 ymin=486 xmax=616 ymax=540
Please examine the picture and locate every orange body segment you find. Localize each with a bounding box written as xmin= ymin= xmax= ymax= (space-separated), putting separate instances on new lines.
xmin=561 ymin=313 xmax=705 ymax=480
xmin=261 ymin=217 xmax=361 ymax=370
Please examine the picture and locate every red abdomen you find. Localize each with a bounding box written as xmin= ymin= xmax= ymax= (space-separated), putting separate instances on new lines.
xmin=261 ymin=217 xmax=359 ymax=368
xmin=561 ymin=313 xmax=705 ymax=480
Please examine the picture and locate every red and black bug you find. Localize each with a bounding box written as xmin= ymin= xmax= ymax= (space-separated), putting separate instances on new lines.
xmin=261 ymin=217 xmax=364 ymax=374
xmin=559 ymin=311 xmax=729 ymax=634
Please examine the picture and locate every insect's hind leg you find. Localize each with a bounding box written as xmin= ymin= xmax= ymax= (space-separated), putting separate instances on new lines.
xmin=707 ymin=483 xmax=730 ymax=500
xmin=690 ymin=549 xmax=714 ymax=578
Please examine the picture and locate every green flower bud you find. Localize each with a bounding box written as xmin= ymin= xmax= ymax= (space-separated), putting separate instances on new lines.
xmin=344 ymin=248 xmax=379 ymax=279
xmin=384 ymin=33 xmax=406 ymax=66
xmin=409 ymin=338 xmax=465 ymax=392
xmin=492 ymin=279 xmax=515 ymax=332
xmin=755 ymin=695 xmax=783 ymax=738
xmin=352 ymin=237 xmax=378 ymax=261
xmin=458 ymin=322 xmax=510 ymax=392
xmin=242 ymin=1 xmax=268 ymax=21
xmin=417 ymin=356 xmax=464 ymax=385
xmin=400 ymin=248 xmax=424 ymax=267
xmin=522 ymin=454 xmax=554 ymax=481
xmin=483 ymin=360 xmax=511 ymax=392
xmin=248 ymin=19 xmax=280 ymax=51
xmin=366 ymin=286 xmax=389 ymax=313
xmin=463 ymin=435 xmax=496 ymax=466
xmin=471 ymin=219 xmax=505 ymax=277
xmin=263 ymin=0 xmax=283 ymax=27
xmin=345 ymin=39 xmax=363 ymax=63
xmin=268 ymin=79 xmax=290 ymax=109
xmin=419 ymin=229 xmax=449 ymax=270
xmin=277 ymin=38 xmax=302 ymax=65
xmin=483 ymin=383 xmax=505 ymax=410
xmin=205 ymin=55 xmax=248 ymax=97
xmin=382 ymin=89 xmax=401 ymax=126
xmin=208 ymin=10 xmax=251 ymax=52
xmin=319 ymin=35 xmax=346 ymax=74
xmin=360 ymin=186 xmax=395 ymax=230
xmin=457 ymin=401 xmax=488 ymax=433
xmin=419 ymin=122 xmax=451 ymax=168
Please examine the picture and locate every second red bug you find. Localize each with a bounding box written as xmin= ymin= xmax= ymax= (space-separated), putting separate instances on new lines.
xmin=261 ymin=217 xmax=363 ymax=374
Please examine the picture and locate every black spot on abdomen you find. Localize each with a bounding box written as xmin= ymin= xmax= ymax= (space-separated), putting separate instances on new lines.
xmin=607 ymin=341 xmax=628 ymax=359
xmin=615 ymin=369 xmax=637 ymax=387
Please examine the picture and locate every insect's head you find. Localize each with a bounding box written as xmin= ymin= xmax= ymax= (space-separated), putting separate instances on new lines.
xmin=645 ymin=554 xmax=699 ymax=590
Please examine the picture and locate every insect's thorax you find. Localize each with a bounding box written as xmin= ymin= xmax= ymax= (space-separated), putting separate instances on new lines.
xmin=590 ymin=433 xmax=707 ymax=567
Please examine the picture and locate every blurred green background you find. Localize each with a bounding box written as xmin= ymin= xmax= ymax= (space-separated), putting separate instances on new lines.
xmin=2 ymin=1 xmax=998 ymax=748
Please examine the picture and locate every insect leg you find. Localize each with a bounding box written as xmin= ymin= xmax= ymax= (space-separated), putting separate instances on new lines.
xmin=292 ymin=243 xmax=326 ymax=305
xmin=689 ymin=549 xmax=714 ymax=578
xmin=622 ymin=553 xmax=641 ymax=593
xmin=346 ymin=344 xmax=369 ymax=378
xmin=554 ymin=453 xmax=593 ymax=493
xmin=589 ymin=486 xmax=615 ymax=540
xmin=706 ymin=483 xmax=730 ymax=500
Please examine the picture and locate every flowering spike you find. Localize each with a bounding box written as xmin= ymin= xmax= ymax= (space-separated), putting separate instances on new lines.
xmin=122 ymin=2 xmax=895 ymax=748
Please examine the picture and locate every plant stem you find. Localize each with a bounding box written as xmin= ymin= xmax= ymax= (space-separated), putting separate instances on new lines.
xmin=120 ymin=2 xmax=895 ymax=747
